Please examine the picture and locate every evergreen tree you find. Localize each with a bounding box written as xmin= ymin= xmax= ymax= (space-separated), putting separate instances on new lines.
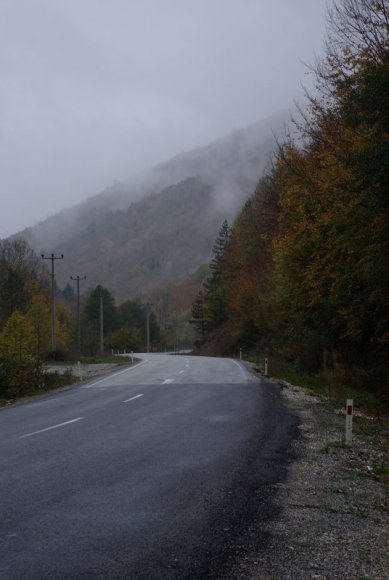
xmin=82 ymin=285 xmax=117 ymax=353
xmin=190 ymin=290 xmax=208 ymax=337
xmin=202 ymin=220 xmax=232 ymax=329
xmin=83 ymin=285 xmax=117 ymax=333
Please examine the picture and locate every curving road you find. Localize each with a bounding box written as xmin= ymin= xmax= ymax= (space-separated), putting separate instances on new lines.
xmin=0 ymin=354 xmax=298 ymax=579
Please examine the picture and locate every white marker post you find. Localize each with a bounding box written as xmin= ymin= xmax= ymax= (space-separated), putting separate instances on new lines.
xmin=264 ymin=357 xmax=269 ymax=377
xmin=345 ymin=399 xmax=353 ymax=445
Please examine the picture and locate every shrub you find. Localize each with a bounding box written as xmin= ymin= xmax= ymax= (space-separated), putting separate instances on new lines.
xmin=0 ymin=355 xmax=44 ymax=399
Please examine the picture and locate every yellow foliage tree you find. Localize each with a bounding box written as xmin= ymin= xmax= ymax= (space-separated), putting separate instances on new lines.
xmin=55 ymin=299 xmax=75 ymax=352
xmin=26 ymin=295 xmax=51 ymax=356
xmin=0 ymin=310 xmax=35 ymax=360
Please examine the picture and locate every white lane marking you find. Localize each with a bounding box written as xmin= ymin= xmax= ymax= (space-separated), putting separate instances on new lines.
xmin=123 ymin=394 xmax=143 ymax=403
xmin=19 ymin=417 xmax=84 ymax=439
xmin=82 ymin=358 xmax=148 ymax=388
xmin=230 ymin=359 xmax=248 ymax=380
xmin=162 ymin=378 xmax=174 ymax=384
xmin=178 ymin=370 xmax=184 ymax=375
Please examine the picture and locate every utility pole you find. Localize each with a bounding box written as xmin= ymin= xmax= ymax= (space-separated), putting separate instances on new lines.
xmin=99 ymin=293 xmax=104 ymax=354
xmin=143 ymin=302 xmax=153 ymax=353
xmin=70 ymin=275 xmax=86 ymax=357
xmin=41 ymin=253 xmax=64 ymax=352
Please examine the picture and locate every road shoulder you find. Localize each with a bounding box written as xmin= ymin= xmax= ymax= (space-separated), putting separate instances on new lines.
xmin=240 ymin=379 xmax=389 ymax=579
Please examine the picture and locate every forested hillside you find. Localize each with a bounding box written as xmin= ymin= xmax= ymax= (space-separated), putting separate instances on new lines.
xmin=192 ymin=0 xmax=389 ymax=403
xmin=17 ymin=113 xmax=287 ymax=300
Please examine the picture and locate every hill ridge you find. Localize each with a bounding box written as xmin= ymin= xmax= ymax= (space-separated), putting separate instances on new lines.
xmin=16 ymin=111 xmax=290 ymax=301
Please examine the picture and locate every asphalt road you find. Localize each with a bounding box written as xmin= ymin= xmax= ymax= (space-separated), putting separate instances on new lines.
xmin=0 ymin=354 xmax=298 ymax=579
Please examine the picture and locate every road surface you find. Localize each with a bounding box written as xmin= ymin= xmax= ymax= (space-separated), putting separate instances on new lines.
xmin=0 ymin=354 xmax=298 ymax=579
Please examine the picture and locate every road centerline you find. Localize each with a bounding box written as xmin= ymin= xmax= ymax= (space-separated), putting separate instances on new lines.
xmin=123 ymin=394 xmax=143 ymax=403
xmin=19 ymin=417 xmax=84 ymax=439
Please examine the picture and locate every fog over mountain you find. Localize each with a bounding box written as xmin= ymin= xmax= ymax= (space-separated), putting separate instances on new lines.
xmin=17 ymin=111 xmax=290 ymax=301
xmin=0 ymin=1 xmax=327 ymax=236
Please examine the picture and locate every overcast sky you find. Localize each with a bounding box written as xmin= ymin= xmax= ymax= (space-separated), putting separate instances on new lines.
xmin=0 ymin=0 xmax=328 ymax=236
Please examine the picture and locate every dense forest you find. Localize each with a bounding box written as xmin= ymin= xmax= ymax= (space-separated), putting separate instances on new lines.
xmin=0 ymin=238 xmax=168 ymax=399
xmin=192 ymin=0 xmax=389 ymax=403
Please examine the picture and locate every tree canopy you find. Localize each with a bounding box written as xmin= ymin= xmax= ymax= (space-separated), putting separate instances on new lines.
xmin=192 ymin=0 xmax=389 ymax=398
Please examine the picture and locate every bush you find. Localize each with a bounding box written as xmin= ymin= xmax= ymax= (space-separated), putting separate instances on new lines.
xmin=0 ymin=355 xmax=44 ymax=399
xmin=43 ymin=347 xmax=72 ymax=362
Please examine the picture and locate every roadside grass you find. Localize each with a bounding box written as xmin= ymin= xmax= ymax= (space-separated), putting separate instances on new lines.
xmin=245 ymin=352 xmax=389 ymax=510
xmin=248 ymin=354 xmax=387 ymax=418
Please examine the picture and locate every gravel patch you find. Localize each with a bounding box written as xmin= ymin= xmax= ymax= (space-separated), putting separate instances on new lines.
xmin=239 ymin=380 xmax=389 ymax=579
xmin=44 ymin=362 xmax=129 ymax=379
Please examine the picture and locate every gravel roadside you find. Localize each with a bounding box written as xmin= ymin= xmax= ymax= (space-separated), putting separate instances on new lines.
xmin=240 ymin=378 xmax=389 ymax=579
xmin=44 ymin=361 xmax=130 ymax=380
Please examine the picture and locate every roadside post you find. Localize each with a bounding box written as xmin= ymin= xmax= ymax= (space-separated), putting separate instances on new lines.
xmin=345 ymin=399 xmax=353 ymax=445
xmin=239 ymin=348 xmax=242 ymax=360
xmin=264 ymin=357 xmax=269 ymax=377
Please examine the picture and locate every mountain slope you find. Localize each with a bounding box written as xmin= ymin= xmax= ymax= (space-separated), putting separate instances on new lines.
xmin=17 ymin=112 xmax=289 ymax=301
xmin=55 ymin=177 xmax=222 ymax=301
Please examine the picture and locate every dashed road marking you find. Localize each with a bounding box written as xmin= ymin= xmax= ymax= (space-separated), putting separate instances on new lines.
xmin=19 ymin=417 xmax=84 ymax=439
xmin=123 ymin=394 xmax=143 ymax=403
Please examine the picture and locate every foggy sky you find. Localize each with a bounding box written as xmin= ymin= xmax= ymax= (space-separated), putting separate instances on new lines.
xmin=0 ymin=0 xmax=328 ymax=237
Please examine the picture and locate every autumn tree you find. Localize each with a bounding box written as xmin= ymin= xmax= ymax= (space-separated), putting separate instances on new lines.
xmin=224 ymin=175 xmax=280 ymax=348
xmin=0 ymin=239 xmax=48 ymax=326
xmin=0 ymin=310 xmax=35 ymax=360
xmin=25 ymin=295 xmax=51 ymax=356
xmin=195 ymin=0 xmax=388 ymax=400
